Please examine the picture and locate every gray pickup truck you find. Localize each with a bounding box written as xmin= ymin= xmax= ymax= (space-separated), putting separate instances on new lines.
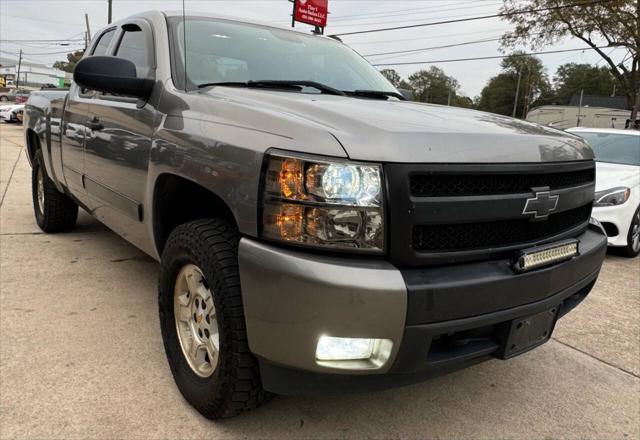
xmin=24 ymin=11 xmax=607 ymax=419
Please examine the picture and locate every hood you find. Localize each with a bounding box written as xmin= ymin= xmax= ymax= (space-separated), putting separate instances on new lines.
xmin=196 ymin=88 xmax=594 ymax=163
xmin=595 ymin=161 xmax=640 ymax=191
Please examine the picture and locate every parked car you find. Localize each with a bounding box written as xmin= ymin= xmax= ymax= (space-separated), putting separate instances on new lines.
xmin=0 ymin=104 xmax=25 ymax=123
xmin=0 ymin=88 xmax=30 ymax=103
xmin=567 ymin=127 xmax=640 ymax=257
xmin=23 ymin=11 xmax=607 ymax=419
xmin=14 ymin=90 xmax=31 ymax=104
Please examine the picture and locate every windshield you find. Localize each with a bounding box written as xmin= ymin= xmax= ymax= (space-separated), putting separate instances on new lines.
xmin=575 ymin=132 xmax=640 ymax=166
xmin=169 ymin=17 xmax=396 ymax=94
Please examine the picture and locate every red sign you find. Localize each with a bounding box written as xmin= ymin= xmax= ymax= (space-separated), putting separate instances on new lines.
xmin=294 ymin=0 xmax=328 ymax=28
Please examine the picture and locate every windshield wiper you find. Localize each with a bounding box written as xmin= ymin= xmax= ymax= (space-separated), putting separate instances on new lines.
xmin=198 ymin=80 xmax=346 ymax=96
xmin=197 ymin=82 xmax=248 ymax=89
xmin=344 ymin=90 xmax=407 ymax=101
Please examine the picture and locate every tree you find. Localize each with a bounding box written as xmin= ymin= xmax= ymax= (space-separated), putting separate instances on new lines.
xmin=478 ymin=73 xmax=522 ymax=116
xmin=408 ymin=66 xmax=460 ymax=105
xmin=380 ymin=69 xmax=415 ymax=97
xmin=397 ymin=79 xmax=414 ymax=92
xmin=500 ymin=0 xmax=639 ymax=121
xmin=53 ymin=50 xmax=84 ymax=73
xmin=477 ymin=53 xmax=550 ymax=117
xmin=380 ymin=69 xmax=402 ymax=87
xmin=453 ymin=95 xmax=474 ymax=108
xmin=552 ymin=63 xmax=620 ymax=104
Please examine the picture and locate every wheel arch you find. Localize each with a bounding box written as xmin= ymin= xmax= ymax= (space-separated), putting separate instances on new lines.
xmin=25 ymin=128 xmax=40 ymax=166
xmin=152 ymin=173 xmax=239 ymax=256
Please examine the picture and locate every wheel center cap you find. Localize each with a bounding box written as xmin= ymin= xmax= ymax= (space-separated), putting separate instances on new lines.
xmin=193 ymin=298 xmax=205 ymax=325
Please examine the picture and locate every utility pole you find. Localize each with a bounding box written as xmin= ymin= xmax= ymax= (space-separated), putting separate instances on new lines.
xmin=85 ymin=14 xmax=91 ymax=43
xmin=447 ymin=89 xmax=452 ymax=106
xmin=512 ymin=70 xmax=522 ymax=118
xmin=522 ymin=67 xmax=534 ymax=119
xmin=576 ymin=89 xmax=584 ymax=127
xmin=611 ymin=83 xmax=616 ymax=97
xmin=108 ymin=0 xmax=113 ymax=24
xmin=15 ymin=49 xmax=22 ymax=88
xmin=631 ymin=91 xmax=640 ymax=128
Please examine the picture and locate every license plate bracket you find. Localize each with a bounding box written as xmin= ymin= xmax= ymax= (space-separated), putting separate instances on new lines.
xmin=501 ymin=307 xmax=559 ymax=359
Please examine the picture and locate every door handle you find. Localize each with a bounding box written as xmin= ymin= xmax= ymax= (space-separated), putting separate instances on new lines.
xmin=87 ymin=116 xmax=103 ymax=131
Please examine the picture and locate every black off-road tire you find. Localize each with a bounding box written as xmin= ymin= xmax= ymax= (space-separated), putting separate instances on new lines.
xmin=622 ymin=206 xmax=640 ymax=258
xmin=32 ymin=150 xmax=78 ymax=232
xmin=159 ymin=219 xmax=271 ymax=419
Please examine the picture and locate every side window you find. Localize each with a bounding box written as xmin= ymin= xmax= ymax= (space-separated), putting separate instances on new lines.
xmin=79 ymin=29 xmax=115 ymax=97
xmin=91 ymin=29 xmax=115 ymax=56
xmin=115 ymin=26 xmax=150 ymax=75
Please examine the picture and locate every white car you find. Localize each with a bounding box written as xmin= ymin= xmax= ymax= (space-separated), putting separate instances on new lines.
xmin=0 ymin=104 xmax=25 ymax=123
xmin=568 ymin=127 xmax=640 ymax=257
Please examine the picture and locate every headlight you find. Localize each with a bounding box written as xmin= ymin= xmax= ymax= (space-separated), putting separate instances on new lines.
xmin=261 ymin=151 xmax=384 ymax=252
xmin=594 ymin=187 xmax=630 ymax=207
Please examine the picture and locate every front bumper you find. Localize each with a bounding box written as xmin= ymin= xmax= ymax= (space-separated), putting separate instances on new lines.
xmin=239 ymin=225 xmax=607 ymax=395
xmin=592 ymin=198 xmax=639 ymax=247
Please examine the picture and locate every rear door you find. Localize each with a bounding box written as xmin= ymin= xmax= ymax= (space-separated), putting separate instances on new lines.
xmin=83 ymin=19 xmax=160 ymax=233
xmin=60 ymin=27 xmax=116 ymax=195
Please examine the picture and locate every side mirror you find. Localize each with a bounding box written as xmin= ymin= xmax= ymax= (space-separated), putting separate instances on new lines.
xmin=73 ymin=56 xmax=154 ymax=99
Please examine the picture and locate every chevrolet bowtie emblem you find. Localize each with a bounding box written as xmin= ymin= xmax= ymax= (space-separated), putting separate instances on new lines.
xmin=523 ymin=189 xmax=559 ymax=220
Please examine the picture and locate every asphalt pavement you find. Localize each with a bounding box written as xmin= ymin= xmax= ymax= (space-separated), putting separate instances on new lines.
xmin=0 ymin=122 xmax=638 ymax=439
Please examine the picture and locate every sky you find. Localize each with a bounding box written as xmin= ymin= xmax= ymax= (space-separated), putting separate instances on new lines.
xmin=0 ymin=0 xmax=630 ymax=98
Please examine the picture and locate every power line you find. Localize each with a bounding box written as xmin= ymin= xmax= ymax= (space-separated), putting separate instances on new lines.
xmin=363 ymin=37 xmax=502 ymax=58
xmin=331 ymin=1 xmax=502 ymax=23
xmin=1 ymin=41 xmax=76 ymax=49
xmin=329 ymin=1 xmax=479 ymax=21
xmin=2 ymin=13 xmax=85 ymax=27
xmin=371 ymin=46 xmax=609 ymax=66
xmin=361 ymin=27 xmax=589 ymax=59
xmin=333 ymin=0 xmax=614 ymax=36
xmin=347 ymin=27 xmax=513 ymax=45
xmin=16 ymin=49 xmax=84 ymax=56
xmin=329 ymin=4 xmax=506 ymax=29
xmin=0 ymin=39 xmax=85 ymax=43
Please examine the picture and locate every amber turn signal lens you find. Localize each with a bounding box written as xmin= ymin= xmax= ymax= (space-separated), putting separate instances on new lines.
xmin=279 ymin=159 xmax=304 ymax=199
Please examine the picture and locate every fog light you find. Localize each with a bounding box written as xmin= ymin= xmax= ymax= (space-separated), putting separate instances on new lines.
xmin=316 ymin=336 xmax=375 ymax=361
xmin=315 ymin=336 xmax=394 ymax=371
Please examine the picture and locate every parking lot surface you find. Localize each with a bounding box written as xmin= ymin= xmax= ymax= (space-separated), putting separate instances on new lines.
xmin=1 ymin=122 xmax=639 ymax=439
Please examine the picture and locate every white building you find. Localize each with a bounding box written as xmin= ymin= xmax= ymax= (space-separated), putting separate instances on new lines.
xmin=526 ymin=105 xmax=632 ymax=130
xmin=0 ymin=57 xmax=71 ymax=89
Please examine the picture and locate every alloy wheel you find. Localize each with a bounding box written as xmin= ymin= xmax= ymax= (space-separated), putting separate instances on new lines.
xmin=632 ymin=210 xmax=640 ymax=253
xmin=173 ymin=264 xmax=219 ymax=378
xmin=36 ymin=167 xmax=45 ymax=216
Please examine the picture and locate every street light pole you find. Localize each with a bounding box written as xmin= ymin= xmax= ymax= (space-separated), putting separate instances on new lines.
xmin=108 ymin=0 xmax=113 ymax=24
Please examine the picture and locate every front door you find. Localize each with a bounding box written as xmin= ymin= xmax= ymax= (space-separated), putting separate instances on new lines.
xmin=83 ymin=20 xmax=160 ymax=248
